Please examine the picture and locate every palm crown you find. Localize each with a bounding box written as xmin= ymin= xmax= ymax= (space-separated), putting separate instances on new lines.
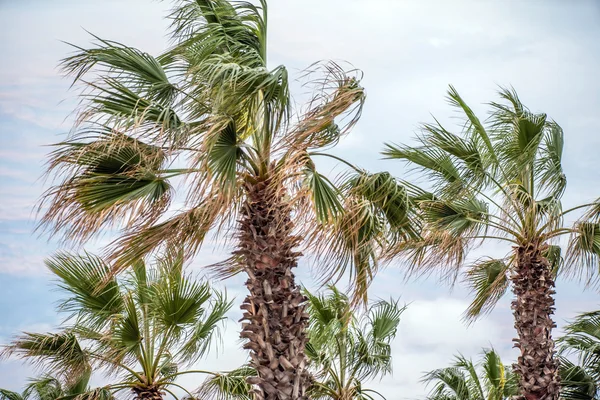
xmin=422 ymin=349 xmax=518 ymax=400
xmin=0 ymin=374 xmax=112 ymax=400
xmin=41 ymin=0 xmax=415 ymax=295
xmin=384 ymin=86 xmax=599 ymax=314
xmin=384 ymin=86 xmax=600 ymax=400
xmin=4 ymin=251 xmax=231 ymax=400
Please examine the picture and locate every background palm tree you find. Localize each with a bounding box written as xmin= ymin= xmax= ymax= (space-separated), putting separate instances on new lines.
xmin=383 ymin=86 xmax=600 ymax=400
xmin=3 ymin=251 xmax=231 ymax=400
xmin=557 ymin=310 xmax=600 ymax=400
xmin=422 ymin=349 xmax=518 ymax=400
xmin=40 ymin=1 xmax=417 ymax=398
xmin=0 ymin=373 xmax=112 ymax=400
xmin=194 ymin=285 xmax=404 ymax=400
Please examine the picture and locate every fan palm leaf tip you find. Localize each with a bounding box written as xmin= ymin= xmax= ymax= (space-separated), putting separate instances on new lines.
xmin=384 ymin=86 xmax=600 ymax=400
xmin=2 ymin=251 xmax=231 ymax=400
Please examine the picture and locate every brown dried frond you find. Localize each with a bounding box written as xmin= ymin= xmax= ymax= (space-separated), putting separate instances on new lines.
xmin=276 ymin=61 xmax=365 ymax=154
xmin=38 ymin=128 xmax=172 ymax=244
xmin=302 ymin=195 xmax=383 ymax=303
xmin=108 ymin=186 xmax=236 ymax=273
xmin=393 ymin=229 xmax=469 ymax=283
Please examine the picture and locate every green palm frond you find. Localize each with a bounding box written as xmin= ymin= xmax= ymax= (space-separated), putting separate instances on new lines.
xmin=559 ymin=357 xmax=598 ymax=400
xmin=535 ymin=122 xmax=566 ymax=198
xmin=195 ymin=367 xmax=256 ymax=400
xmin=420 ymin=197 xmax=489 ymax=237
xmin=3 ymin=332 xmax=90 ymax=379
xmin=559 ymin=310 xmax=600 ymax=385
xmin=0 ymin=389 xmax=24 ymax=400
xmin=303 ymin=167 xmax=344 ymax=224
xmin=445 ymin=85 xmax=496 ymax=164
xmin=463 ymin=257 xmax=511 ymax=320
xmin=423 ymin=349 xmax=516 ymax=400
xmin=61 ymin=34 xmax=176 ymax=100
xmin=177 ymin=290 xmax=232 ymax=364
xmin=45 ymin=252 xmax=123 ymax=327
xmin=22 ymin=376 xmax=64 ymax=400
xmin=152 ymin=261 xmax=211 ymax=328
xmin=382 ymin=144 xmax=466 ymax=195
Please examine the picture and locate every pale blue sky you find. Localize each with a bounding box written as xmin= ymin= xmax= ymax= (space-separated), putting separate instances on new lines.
xmin=0 ymin=1 xmax=599 ymax=398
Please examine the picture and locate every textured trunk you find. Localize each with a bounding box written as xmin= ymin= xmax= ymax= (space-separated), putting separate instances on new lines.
xmin=237 ymin=177 xmax=311 ymax=400
xmin=131 ymin=385 xmax=164 ymax=400
xmin=511 ymin=242 xmax=560 ymax=400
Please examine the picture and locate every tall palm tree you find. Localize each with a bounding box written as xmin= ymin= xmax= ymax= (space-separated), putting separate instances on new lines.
xmin=383 ymin=86 xmax=600 ymax=400
xmin=4 ymin=252 xmax=231 ymax=400
xmin=195 ymin=286 xmax=405 ymax=400
xmin=557 ymin=310 xmax=600 ymax=400
xmin=40 ymin=1 xmax=416 ymax=398
xmin=422 ymin=349 xmax=518 ymax=400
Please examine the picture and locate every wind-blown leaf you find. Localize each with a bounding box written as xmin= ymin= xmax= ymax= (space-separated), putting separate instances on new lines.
xmin=46 ymin=252 xmax=123 ymax=327
xmin=463 ymin=258 xmax=510 ymax=320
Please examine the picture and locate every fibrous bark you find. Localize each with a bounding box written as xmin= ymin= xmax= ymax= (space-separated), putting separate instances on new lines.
xmin=131 ymin=384 xmax=164 ymax=400
xmin=511 ymin=242 xmax=560 ymax=400
xmin=237 ymin=177 xmax=311 ymax=400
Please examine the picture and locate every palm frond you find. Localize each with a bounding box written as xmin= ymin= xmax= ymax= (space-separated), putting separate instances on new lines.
xmin=109 ymin=189 xmax=234 ymax=270
xmin=195 ymin=367 xmax=256 ymax=400
xmin=0 ymin=389 xmax=24 ymax=400
xmin=40 ymin=128 xmax=171 ymax=243
xmin=463 ymin=257 xmax=510 ymax=320
xmin=3 ymin=332 xmax=90 ymax=380
xmin=535 ymin=122 xmax=566 ymax=198
xmin=22 ymin=376 xmax=64 ymax=400
xmin=446 ymin=85 xmax=497 ymax=166
xmin=61 ymin=34 xmax=177 ymax=102
xmin=566 ymin=222 xmax=600 ymax=286
xmin=177 ymin=289 xmax=233 ymax=364
xmin=559 ymin=357 xmax=598 ymax=400
xmin=46 ymin=252 xmax=123 ymax=327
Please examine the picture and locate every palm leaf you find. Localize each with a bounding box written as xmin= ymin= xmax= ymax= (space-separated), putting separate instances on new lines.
xmin=195 ymin=366 xmax=256 ymax=400
xmin=463 ymin=257 xmax=510 ymax=320
xmin=45 ymin=252 xmax=123 ymax=327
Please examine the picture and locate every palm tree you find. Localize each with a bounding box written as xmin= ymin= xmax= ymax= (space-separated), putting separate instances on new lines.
xmin=557 ymin=310 xmax=600 ymax=400
xmin=195 ymin=286 xmax=405 ymax=400
xmin=40 ymin=1 xmax=416 ymax=398
xmin=422 ymin=349 xmax=518 ymax=400
xmin=4 ymin=251 xmax=231 ymax=400
xmin=383 ymin=86 xmax=600 ymax=400
xmin=0 ymin=373 xmax=111 ymax=400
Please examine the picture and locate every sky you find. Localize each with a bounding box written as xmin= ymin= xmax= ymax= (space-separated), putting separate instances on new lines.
xmin=0 ymin=0 xmax=599 ymax=399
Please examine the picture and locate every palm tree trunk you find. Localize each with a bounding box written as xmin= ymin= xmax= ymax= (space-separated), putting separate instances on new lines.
xmin=237 ymin=177 xmax=311 ymax=400
xmin=511 ymin=242 xmax=560 ymax=400
xmin=131 ymin=385 xmax=164 ymax=400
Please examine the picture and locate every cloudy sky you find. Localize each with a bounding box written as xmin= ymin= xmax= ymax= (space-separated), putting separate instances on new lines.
xmin=1 ymin=0 xmax=599 ymax=398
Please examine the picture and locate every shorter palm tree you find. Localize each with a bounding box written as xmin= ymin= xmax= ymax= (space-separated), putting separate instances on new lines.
xmin=0 ymin=373 xmax=112 ymax=400
xmin=557 ymin=310 xmax=600 ymax=400
xmin=195 ymin=286 xmax=405 ymax=400
xmin=3 ymin=251 xmax=232 ymax=400
xmin=422 ymin=349 xmax=518 ymax=400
